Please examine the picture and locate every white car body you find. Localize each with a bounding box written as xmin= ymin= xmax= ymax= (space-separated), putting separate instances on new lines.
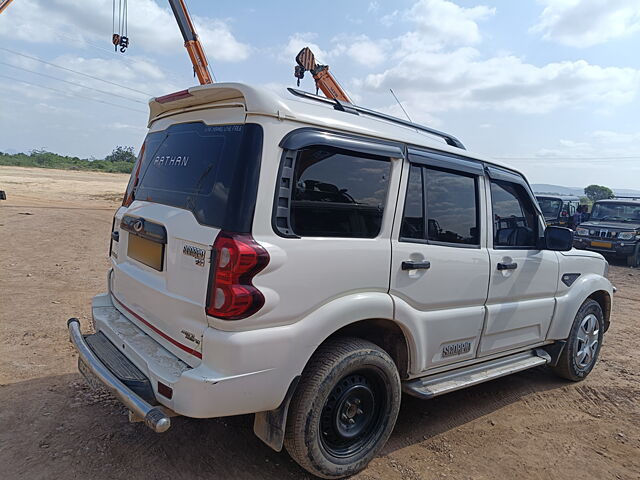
xmin=70 ymin=82 xmax=614 ymax=453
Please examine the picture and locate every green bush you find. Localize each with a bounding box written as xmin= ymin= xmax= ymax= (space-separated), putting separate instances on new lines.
xmin=0 ymin=149 xmax=134 ymax=174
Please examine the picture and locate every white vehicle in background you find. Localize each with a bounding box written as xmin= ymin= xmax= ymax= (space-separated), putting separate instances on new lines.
xmin=68 ymin=83 xmax=614 ymax=479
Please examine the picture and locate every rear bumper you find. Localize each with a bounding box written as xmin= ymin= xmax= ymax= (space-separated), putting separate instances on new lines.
xmin=71 ymin=290 xmax=301 ymax=420
xmin=67 ymin=318 xmax=171 ymax=432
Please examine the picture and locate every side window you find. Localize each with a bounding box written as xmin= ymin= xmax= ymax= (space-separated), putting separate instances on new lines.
xmin=289 ymin=147 xmax=391 ymax=238
xmin=400 ymin=164 xmax=480 ymax=246
xmin=425 ymin=168 xmax=479 ymax=245
xmin=490 ymin=180 xmax=538 ymax=248
xmin=400 ymin=165 xmax=424 ymax=239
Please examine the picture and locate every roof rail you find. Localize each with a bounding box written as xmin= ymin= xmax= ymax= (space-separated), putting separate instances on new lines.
xmin=614 ymin=195 xmax=640 ymax=200
xmin=287 ymin=88 xmax=466 ymax=150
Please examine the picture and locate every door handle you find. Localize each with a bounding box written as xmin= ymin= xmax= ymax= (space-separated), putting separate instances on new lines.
xmin=497 ymin=262 xmax=518 ymax=271
xmin=402 ymin=260 xmax=431 ymax=270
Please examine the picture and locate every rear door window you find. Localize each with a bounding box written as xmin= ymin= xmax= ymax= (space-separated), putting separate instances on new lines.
xmin=401 ymin=165 xmax=480 ymax=246
xmin=289 ymin=148 xmax=391 ymax=237
xmin=131 ymin=122 xmax=263 ymax=231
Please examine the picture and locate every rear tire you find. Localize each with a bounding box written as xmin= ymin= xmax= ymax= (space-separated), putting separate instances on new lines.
xmin=284 ymin=337 xmax=401 ymax=479
xmin=627 ymin=244 xmax=640 ymax=267
xmin=552 ymin=299 xmax=604 ymax=381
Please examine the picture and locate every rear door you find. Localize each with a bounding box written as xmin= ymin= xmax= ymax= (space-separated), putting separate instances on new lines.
xmin=390 ymin=151 xmax=490 ymax=371
xmin=480 ymin=168 xmax=559 ymax=356
xmin=109 ymin=119 xmax=263 ymax=366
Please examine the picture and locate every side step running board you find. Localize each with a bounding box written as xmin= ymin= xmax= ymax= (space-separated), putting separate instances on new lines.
xmin=403 ymin=349 xmax=551 ymax=399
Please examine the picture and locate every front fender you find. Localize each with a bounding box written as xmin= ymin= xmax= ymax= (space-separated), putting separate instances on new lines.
xmin=546 ymin=273 xmax=614 ymax=340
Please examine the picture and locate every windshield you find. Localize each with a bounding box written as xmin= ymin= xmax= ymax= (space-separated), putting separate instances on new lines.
xmin=130 ymin=122 xmax=263 ymax=231
xmin=536 ymin=197 xmax=562 ymax=218
xmin=590 ymin=202 xmax=640 ymax=223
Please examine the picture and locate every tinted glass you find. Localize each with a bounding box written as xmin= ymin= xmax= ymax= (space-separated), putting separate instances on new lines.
xmin=132 ymin=122 xmax=263 ymax=231
xmin=590 ymin=202 xmax=640 ymax=222
xmin=424 ymin=168 xmax=479 ymax=245
xmin=537 ymin=197 xmax=562 ymax=219
xmin=400 ymin=165 xmax=424 ymax=239
xmin=290 ymin=148 xmax=391 ymax=237
xmin=491 ymin=180 xmax=537 ymax=247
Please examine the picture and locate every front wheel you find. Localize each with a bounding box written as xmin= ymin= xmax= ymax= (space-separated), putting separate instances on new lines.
xmin=552 ymin=299 xmax=604 ymax=381
xmin=627 ymin=244 xmax=640 ymax=267
xmin=284 ymin=337 xmax=401 ymax=479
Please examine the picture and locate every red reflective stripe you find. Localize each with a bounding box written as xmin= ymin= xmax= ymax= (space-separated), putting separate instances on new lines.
xmin=112 ymin=293 xmax=202 ymax=359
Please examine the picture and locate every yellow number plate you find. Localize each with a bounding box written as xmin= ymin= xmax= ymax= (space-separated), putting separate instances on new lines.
xmin=127 ymin=234 xmax=164 ymax=271
xmin=591 ymin=240 xmax=612 ymax=249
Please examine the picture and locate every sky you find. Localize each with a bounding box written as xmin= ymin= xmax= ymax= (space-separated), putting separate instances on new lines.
xmin=1 ymin=0 xmax=639 ymax=189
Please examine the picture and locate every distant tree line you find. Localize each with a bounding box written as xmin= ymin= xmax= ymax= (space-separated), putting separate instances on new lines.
xmin=0 ymin=146 xmax=136 ymax=174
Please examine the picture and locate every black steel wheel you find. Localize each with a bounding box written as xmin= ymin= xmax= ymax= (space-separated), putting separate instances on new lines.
xmin=284 ymin=337 xmax=401 ymax=479
xmin=320 ymin=370 xmax=387 ymax=458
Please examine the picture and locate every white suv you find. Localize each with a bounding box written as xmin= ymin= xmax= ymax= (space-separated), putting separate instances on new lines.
xmin=68 ymin=83 xmax=614 ymax=479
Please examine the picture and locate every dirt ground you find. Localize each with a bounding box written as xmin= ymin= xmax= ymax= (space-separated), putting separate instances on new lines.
xmin=1 ymin=166 xmax=639 ymax=480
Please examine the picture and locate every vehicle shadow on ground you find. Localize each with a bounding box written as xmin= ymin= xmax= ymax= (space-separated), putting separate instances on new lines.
xmin=0 ymin=366 xmax=570 ymax=480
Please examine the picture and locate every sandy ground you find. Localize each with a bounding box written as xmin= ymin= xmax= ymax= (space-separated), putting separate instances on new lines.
xmin=1 ymin=166 xmax=639 ymax=480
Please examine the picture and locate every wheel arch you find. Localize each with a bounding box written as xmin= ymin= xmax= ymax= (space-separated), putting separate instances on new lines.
xmin=321 ymin=318 xmax=412 ymax=379
xmin=547 ymin=273 xmax=614 ymax=340
xmin=254 ymin=316 xmax=412 ymax=453
xmin=588 ymin=289 xmax=611 ymax=332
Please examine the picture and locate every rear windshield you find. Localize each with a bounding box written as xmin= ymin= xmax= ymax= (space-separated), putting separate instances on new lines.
xmin=536 ymin=197 xmax=562 ymax=218
xmin=130 ymin=122 xmax=263 ymax=231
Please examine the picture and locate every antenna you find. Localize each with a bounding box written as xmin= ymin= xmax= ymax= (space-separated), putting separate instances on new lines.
xmin=390 ymin=88 xmax=412 ymax=122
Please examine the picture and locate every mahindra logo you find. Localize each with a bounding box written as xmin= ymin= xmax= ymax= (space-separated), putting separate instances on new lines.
xmin=133 ymin=220 xmax=144 ymax=232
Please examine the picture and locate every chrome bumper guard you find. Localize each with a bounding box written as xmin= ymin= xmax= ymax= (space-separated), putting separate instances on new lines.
xmin=67 ymin=317 xmax=171 ymax=433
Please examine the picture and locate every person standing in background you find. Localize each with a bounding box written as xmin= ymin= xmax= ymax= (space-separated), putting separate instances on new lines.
xmin=573 ymin=204 xmax=587 ymax=229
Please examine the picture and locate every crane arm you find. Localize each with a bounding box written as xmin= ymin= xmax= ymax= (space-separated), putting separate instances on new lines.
xmin=294 ymin=47 xmax=351 ymax=103
xmin=167 ymin=0 xmax=213 ymax=85
xmin=0 ymin=0 xmax=213 ymax=86
xmin=0 ymin=0 xmax=15 ymax=14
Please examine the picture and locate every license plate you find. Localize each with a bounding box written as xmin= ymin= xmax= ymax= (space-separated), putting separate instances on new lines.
xmin=127 ymin=234 xmax=164 ymax=271
xmin=78 ymin=358 xmax=104 ymax=391
xmin=591 ymin=240 xmax=612 ymax=249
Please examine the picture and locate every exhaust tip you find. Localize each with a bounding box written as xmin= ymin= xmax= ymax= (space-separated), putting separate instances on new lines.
xmin=145 ymin=408 xmax=171 ymax=433
xmin=67 ymin=317 xmax=80 ymax=327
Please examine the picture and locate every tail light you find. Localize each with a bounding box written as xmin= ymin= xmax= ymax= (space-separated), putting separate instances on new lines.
xmin=206 ymin=231 xmax=269 ymax=320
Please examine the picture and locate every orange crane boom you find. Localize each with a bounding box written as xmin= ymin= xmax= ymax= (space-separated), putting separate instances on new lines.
xmin=167 ymin=0 xmax=213 ymax=85
xmin=0 ymin=0 xmax=15 ymax=14
xmin=294 ymin=47 xmax=351 ymax=103
xmin=1 ymin=0 xmax=213 ymax=85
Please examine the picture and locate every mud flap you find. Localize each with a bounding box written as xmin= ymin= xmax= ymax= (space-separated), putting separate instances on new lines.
xmin=542 ymin=340 xmax=567 ymax=367
xmin=253 ymin=376 xmax=300 ymax=452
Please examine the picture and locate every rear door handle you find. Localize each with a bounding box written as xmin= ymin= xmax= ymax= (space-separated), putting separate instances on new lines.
xmin=497 ymin=262 xmax=518 ymax=271
xmin=402 ymin=260 xmax=431 ymax=270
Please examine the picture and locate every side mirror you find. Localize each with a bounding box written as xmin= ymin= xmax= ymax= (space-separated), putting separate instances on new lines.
xmin=545 ymin=226 xmax=573 ymax=251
